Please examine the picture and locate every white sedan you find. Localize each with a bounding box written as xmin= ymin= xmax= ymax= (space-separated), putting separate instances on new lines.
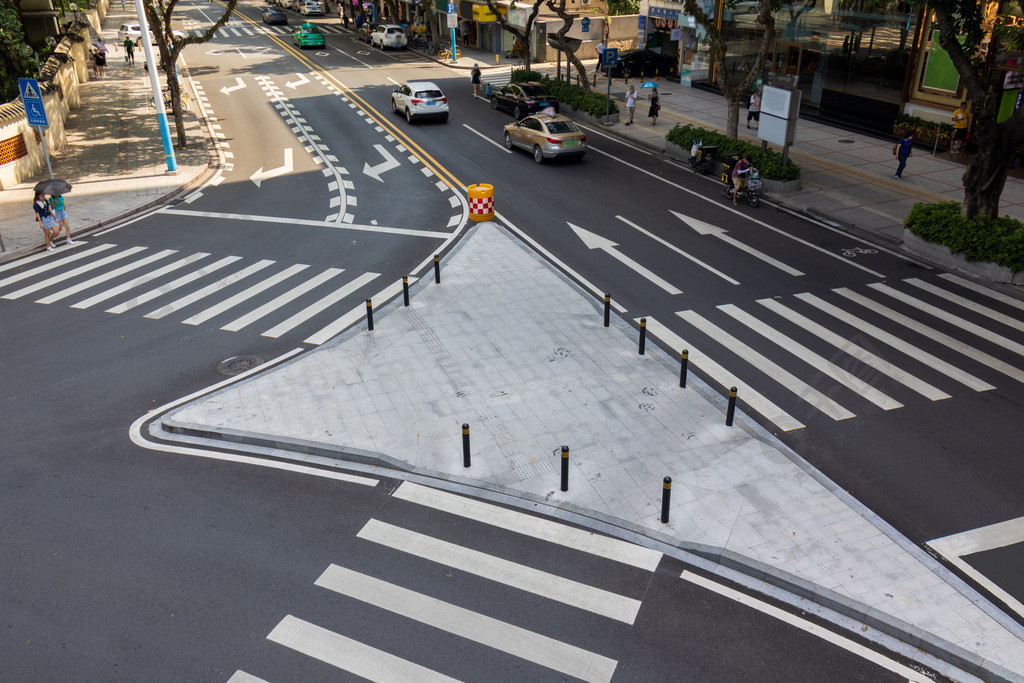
xmin=391 ymin=81 xmax=449 ymax=123
xmin=117 ymin=23 xmax=185 ymax=42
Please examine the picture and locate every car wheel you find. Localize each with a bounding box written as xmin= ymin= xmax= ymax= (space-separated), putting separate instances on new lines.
xmin=513 ymin=105 xmax=522 ymax=120
xmin=748 ymin=194 xmax=759 ymax=208
xmin=406 ymin=108 xmax=413 ymax=123
xmin=533 ymin=145 xmax=544 ymax=164
xmin=490 ymin=97 xmax=498 ymax=110
xmin=504 ymin=131 xmax=513 ymax=150
xmin=441 ymin=113 xmax=449 ymax=123
xmin=724 ymin=186 xmax=733 ymax=199
xmin=392 ymin=98 xmax=398 ymax=113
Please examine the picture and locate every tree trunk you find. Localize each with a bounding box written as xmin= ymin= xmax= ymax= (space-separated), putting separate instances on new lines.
xmin=961 ymin=118 xmax=1016 ymax=219
xmin=725 ymin=98 xmax=742 ymax=139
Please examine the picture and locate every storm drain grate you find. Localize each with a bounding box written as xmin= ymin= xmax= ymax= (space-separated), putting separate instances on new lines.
xmin=217 ymin=355 xmax=264 ymax=376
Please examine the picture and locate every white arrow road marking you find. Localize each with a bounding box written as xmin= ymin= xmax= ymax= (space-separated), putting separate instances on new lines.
xmin=568 ymin=223 xmax=682 ymax=295
xmin=285 ymin=73 xmax=310 ymax=89
xmin=249 ymin=148 xmax=293 ymax=188
xmin=671 ymin=210 xmax=803 ymax=276
xmin=615 ymin=215 xmax=738 ymax=285
xmin=219 ymin=77 xmax=246 ymax=95
xmin=363 ymin=144 xmax=400 ymax=182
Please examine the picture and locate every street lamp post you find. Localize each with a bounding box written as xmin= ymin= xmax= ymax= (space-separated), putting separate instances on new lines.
xmin=134 ymin=4 xmax=178 ymax=174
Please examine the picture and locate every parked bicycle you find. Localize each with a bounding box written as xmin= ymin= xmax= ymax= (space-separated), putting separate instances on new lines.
xmin=437 ymin=45 xmax=461 ymax=61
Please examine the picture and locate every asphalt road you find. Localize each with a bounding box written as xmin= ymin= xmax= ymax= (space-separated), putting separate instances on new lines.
xmin=0 ymin=1 xmax=1007 ymax=677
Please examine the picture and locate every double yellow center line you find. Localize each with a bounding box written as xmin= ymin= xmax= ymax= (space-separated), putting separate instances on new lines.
xmin=224 ymin=9 xmax=465 ymax=191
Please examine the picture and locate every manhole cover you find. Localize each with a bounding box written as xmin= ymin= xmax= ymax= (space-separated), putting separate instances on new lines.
xmin=838 ymin=139 xmax=855 ymax=144
xmin=216 ymin=355 xmax=263 ymax=376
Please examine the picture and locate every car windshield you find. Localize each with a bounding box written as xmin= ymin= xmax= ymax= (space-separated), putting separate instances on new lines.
xmin=415 ymin=90 xmax=443 ymax=98
xmin=387 ymin=27 xmax=404 ymax=34
xmin=519 ymin=86 xmax=549 ymax=98
xmin=545 ymin=120 xmax=578 ymax=134
xmin=303 ymin=26 xmax=322 ymax=34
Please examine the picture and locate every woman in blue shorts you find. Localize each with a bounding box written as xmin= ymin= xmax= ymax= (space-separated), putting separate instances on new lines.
xmin=48 ymin=194 xmax=78 ymax=247
xmin=33 ymin=191 xmax=61 ymax=251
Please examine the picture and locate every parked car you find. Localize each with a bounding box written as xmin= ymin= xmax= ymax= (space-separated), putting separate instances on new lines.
xmin=503 ymin=114 xmax=586 ymax=163
xmin=392 ymin=81 xmax=449 ymax=123
xmin=356 ymin=23 xmax=374 ymax=42
xmin=607 ymin=49 xmax=677 ymax=78
xmin=293 ymin=22 xmax=325 ymax=48
xmin=261 ymin=6 xmax=288 ymax=24
xmin=118 ymin=23 xmax=185 ymax=42
xmin=370 ymin=24 xmax=407 ymax=50
xmin=490 ymin=82 xmax=559 ymax=119
xmin=300 ymin=0 xmax=323 ymax=15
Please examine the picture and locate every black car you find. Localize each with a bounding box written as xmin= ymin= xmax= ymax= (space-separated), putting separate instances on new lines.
xmin=607 ymin=50 xmax=677 ymax=79
xmin=489 ymin=82 xmax=560 ymax=119
xmin=261 ymin=6 xmax=288 ymax=24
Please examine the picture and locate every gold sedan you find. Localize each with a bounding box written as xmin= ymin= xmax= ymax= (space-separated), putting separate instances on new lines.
xmin=503 ymin=114 xmax=587 ymax=164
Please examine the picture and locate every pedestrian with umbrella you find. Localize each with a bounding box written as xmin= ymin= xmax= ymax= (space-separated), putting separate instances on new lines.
xmin=33 ymin=179 xmax=77 ymax=249
xmin=32 ymin=191 xmax=61 ymax=251
xmin=92 ymin=42 xmax=107 ymax=78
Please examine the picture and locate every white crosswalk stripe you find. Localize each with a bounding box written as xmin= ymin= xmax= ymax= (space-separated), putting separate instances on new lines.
xmin=314 ymin=564 xmax=619 ymax=682
xmin=939 ymin=272 xmax=1024 ymax=312
xmin=0 ymin=244 xmax=383 ymax=345
xmin=907 ymin=277 xmax=1024 ymax=333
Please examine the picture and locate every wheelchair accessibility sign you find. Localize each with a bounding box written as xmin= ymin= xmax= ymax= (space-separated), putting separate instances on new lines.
xmin=18 ymin=78 xmax=48 ymax=127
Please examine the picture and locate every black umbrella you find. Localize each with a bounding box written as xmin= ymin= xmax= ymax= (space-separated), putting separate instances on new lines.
xmin=33 ymin=179 xmax=72 ymax=195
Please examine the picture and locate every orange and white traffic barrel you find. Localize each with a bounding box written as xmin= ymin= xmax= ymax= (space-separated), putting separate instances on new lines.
xmin=468 ymin=184 xmax=494 ymax=222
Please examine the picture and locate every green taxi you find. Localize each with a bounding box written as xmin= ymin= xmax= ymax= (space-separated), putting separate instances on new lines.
xmin=293 ymin=23 xmax=325 ymax=49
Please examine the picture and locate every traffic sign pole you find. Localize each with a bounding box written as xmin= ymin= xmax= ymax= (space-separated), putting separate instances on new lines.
xmin=38 ymin=126 xmax=53 ymax=179
xmin=135 ymin=2 xmax=178 ymax=174
xmin=19 ymin=78 xmax=54 ymax=179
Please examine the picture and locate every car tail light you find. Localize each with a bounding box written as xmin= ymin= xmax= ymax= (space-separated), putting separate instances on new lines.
xmin=440 ymin=97 xmax=447 ymax=103
xmin=546 ymin=137 xmax=561 ymax=144
xmin=411 ymin=98 xmax=423 ymax=104
xmin=580 ymin=136 xmax=587 ymax=142
xmin=524 ymin=99 xmax=535 ymax=105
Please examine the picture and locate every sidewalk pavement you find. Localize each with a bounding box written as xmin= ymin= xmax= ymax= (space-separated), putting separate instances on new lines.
xmin=5 ymin=15 xmax=1024 ymax=680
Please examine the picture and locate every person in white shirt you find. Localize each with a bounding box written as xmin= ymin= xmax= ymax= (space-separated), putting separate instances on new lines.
xmin=595 ymin=41 xmax=605 ymax=74
xmin=625 ymin=85 xmax=637 ymax=125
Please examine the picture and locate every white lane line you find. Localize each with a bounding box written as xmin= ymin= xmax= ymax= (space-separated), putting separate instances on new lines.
xmin=576 ymin=125 xmax=651 ymax=155
xmin=756 ymin=298 xmax=950 ymax=401
xmin=681 ymin=572 xmax=932 ymax=682
xmin=801 ymin=291 xmax=997 ymax=390
xmin=303 ymin=275 xmax=398 ymax=346
xmin=221 ymin=267 xmax=343 ymax=332
xmin=929 ymin=516 xmax=1024 ymax=621
xmin=717 ymin=304 xmax=902 ymax=410
xmin=616 ymin=215 xmax=739 ymax=285
xmin=358 ymin=519 xmax=642 ymax=624
xmin=36 ymin=250 xmax=177 ymax=304
xmin=869 ymin=283 xmax=1024 ymax=358
xmin=829 ymin=289 xmax=1016 ymax=387
xmin=462 ymin=123 xmax=512 ymax=153
xmin=181 ymin=263 xmax=309 ymax=326
xmin=939 ymin=272 xmax=1024 ymax=312
xmin=262 ymin=271 xmax=379 ymax=339
xmin=2 ymin=246 xmax=147 ymax=300
xmin=678 ymin=309 xmax=856 ymax=421
xmin=386 ymin=76 xmax=401 ymax=85
xmin=144 ymin=260 xmax=275 ymax=320
xmin=226 ymin=670 xmax=270 ymax=683
xmin=315 ymin=565 xmax=618 ymax=683
xmin=106 ymin=255 xmax=242 ymax=314
xmin=393 ymin=482 xmax=662 ymax=571
xmin=158 ymin=208 xmax=450 ymax=239
xmin=72 ymin=253 xmax=210 ymax=310
xmin=641 ymin=316 xmax=804 ymax=431
xmin=905 ymin=277 xmax=1024 ymax=334
xmin=267 ymin=615 xmax=458 ymax=682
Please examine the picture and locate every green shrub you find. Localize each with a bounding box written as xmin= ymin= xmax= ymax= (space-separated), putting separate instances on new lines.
xmin=508 ymin=69 xmax=619 ymax=117
xmin=666 ymin=124 xmax=801 ymax=181
xmin=905 ymin=202 xmax=1024 ymax=272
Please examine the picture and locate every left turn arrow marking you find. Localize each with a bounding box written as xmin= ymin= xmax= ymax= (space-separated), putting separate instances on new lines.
xmin=220 ymin=77 xmax=246 ymax=95
xmin=249 ymin=148 xmax=293 ymax=188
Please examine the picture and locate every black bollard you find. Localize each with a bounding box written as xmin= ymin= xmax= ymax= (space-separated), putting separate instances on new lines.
xmin=603 ymin=293 xmax=610 ymax=327
xmin=434 ymin=255 xmax=440 ymax=283
xmin=638 ymin=318 xmax=647 ymax=355
xmin=726 ymin=386 xmax=737 ymax=426
xmin=402 ymin=276 xmax=410 ymax=306
xmin=679 ymin=349 xmax=689 ymax=388
xmin=661 ymin=476 xmax=671 ymax=523
xmin=462 ymin=423 xmax=470 ymax=468
xmin=560 ymin=445 xmax=569 ymax=492
xmin=365 ymin=298 xmax=374 ymax=331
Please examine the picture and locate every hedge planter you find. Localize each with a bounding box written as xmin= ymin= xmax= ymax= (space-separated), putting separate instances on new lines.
xmin=567 ymin=105 xmax=618 ymax=125
xmin=902 ymin=229 xmax=1024 ymax=285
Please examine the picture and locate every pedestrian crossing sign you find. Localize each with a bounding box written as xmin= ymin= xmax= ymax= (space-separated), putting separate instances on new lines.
xmin=18 ymin=77 xmax=48 ymax=127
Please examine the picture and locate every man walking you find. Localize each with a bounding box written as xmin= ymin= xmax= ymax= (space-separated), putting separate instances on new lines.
xmin=122 ymin=36 xmax=135 ymax=65
xmin=894 ymin=133 xmax=913 ymax=180
xmin=951 ymin=101 xmax=969 ymax=153
xmin=595 ymin=40 xmax=604 ymax=74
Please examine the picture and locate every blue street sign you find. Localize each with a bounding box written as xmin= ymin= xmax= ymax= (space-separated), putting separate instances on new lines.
xmin=603 ymin=47 xmax=618 ymax=67
xmin=581 ymin=17 xmax=590 ymax=33
xmin=18 ymin=78 xmax=48 ymax=127
xmin=447 ymin=2 xmax=456 ymax=13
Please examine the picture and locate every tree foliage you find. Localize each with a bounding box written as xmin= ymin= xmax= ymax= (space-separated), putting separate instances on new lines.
xmin=142 ymin=0 xmax=237 ymax=148
xmin=607 ymin=0 xmax=639 ymax=15
xmin=0 ymin=0 xmax=39 ymax=101
xmin=546 ymin=0 xmax=589 ymax=94
xmin=486 ymin=0 xmax=542 ymax=72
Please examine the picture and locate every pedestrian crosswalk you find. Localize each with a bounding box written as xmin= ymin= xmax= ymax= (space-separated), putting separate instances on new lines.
xmin=238 ymin=481 xmax=662 ymax=682
xmin=181 ymin=22 xmax=353 ymax=41
xmin=0 ymin=242 xmax=380 ymax=346
xmin=653 ymin=274 xmax=1023 ymax=431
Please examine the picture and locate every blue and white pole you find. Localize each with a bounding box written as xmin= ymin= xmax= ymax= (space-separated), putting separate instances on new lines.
xmin=135 ymin=4 xmax=178 ymax=174
xmin=449 ymin=25 xmax=457 ymax=62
